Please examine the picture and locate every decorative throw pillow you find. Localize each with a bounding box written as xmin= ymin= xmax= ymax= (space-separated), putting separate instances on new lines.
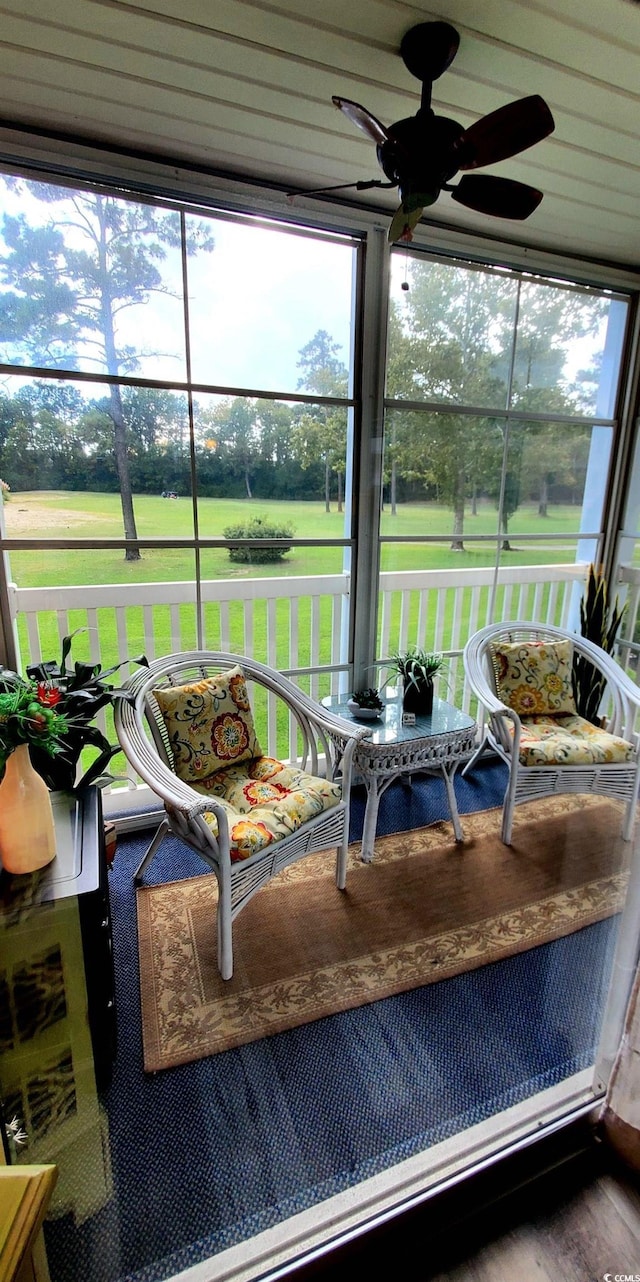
xmin=489 ymin=640 xmax=577 ymax=717
xmin=153 ymin=666 xmax=263 ymax=783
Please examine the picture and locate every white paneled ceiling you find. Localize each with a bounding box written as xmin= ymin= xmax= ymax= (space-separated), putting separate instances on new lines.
xmin=0 ymin=0 xmax=638 ymax=271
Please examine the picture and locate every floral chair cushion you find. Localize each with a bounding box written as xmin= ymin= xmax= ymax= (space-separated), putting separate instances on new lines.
xmin=490 ymin=640 xmax=577 ymax=717
xmin=190 ymin=756 xmax=342 ymax=862
xmin=153 ymin=666 xmax=262 ymax=783
xmin=507 ymin=713 xmax=634 ymax=767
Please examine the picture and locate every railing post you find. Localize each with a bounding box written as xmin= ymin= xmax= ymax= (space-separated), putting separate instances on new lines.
xmin=0 ymin=495 xmax=19 ymax=669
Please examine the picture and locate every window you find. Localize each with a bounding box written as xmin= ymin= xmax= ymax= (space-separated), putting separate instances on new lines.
xmin=377 ymin=250 xmax=629 ymax=683
xmin=0 ymin=174 xmax=359 ymax=699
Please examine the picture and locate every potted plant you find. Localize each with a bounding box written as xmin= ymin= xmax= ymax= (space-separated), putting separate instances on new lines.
xmin=0 ymin=674 xmax=75 ymax=872
xmin=385 ymin=647 xmax=445 ymax=716
xmin=574 ymin=563 xmax=626 ymax=724
xmin=347 ymin=687 xmax=384 ymax=720
xmin=0 ymin=630 xmax=148 ymax=874
xmin=16 ymin=628 xmax=149 ymax=792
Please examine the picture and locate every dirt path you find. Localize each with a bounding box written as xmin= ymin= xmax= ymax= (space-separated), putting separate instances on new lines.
xmin=2 ymin=500 xmax=103 ymax=533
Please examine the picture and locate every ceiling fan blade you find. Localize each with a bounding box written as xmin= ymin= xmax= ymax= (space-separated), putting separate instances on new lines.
xmin=332 ymin=97 xmax=391 ymax=147
xmin=449 ymin=175 xmax=543 ymax=220
xmin=388 ymin=204 xmax=424 ymax=244
xmin=456 ymin=95 xmax=555 ymax=170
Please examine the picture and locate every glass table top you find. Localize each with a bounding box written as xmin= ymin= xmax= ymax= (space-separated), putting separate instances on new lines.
xmin=323 ymin=692 xmax=475 ymax=746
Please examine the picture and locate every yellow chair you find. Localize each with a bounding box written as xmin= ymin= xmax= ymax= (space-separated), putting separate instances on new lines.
xmin=115 ymin=651 xmax=368 ymax=979
xmin=463 ymin=622 xmax=640 ymax=845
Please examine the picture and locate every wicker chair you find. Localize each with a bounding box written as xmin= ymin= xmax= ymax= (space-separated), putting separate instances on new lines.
xmin=462 ymin=621 xmax=640 ymax=845
xmin=114 ymin=651 xmax=369 ymax=979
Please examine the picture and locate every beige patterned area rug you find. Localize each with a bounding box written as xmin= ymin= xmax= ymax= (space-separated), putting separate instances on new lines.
xmin=136 ymin=795 xmax=629 ymax=1071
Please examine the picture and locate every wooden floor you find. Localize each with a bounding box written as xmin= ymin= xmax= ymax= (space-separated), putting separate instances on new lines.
xmin=427 ymin=1157 xmax=640 ymax=1282
xmin=293 ymin=1123 xmax=640 ymax=1282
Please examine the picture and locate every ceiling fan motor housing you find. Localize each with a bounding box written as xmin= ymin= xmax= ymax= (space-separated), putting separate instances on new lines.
xmin=377 ymin=112 xmax=466 ymax=209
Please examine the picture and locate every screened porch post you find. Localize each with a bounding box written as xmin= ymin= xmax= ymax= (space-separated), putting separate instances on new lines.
xmin=350 ymin=224 xmax=389 ymax=690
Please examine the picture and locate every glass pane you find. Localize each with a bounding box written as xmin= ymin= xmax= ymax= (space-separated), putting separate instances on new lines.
xmin=613 ymin=432 xmax=640 ymax=677
xmin=500 ymin=419 xmax=611 ymax=554
xmin=512 ymin=281 xmax=628 ymax=417
xmin=382 ymin=409 xmax=502 ymax=543
xmin=198 ymin=549 xmax=349 ymax=673
xmin=387 ymin=254 xmax=518 ymax=407
xmin=0 ymin=176 xmax=187 ymax=381
xmin=621 ymin=423 xmax=640 ymax=545
xmin=193 ymin=393 xmax=350 ymax=540
xmin=4 ymin=546 xmax=197 ymax=784
xmin=6 ymin=546 xmax=197 ymax=639
xmin=0 ymin=376 xmax=194 ymax=545
xmin=198 ymin=544 xmax=347 ymax=582
xmin=185 ymin=215 xmax=356 ymax=395
xmin=381 ymin=411 xmax=611 ymax=562
xmin=379 ymin=540 xmax=495 ymax=572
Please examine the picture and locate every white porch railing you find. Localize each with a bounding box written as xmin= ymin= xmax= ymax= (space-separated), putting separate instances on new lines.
xmin=8 ymin=573 xmax=353 ymax=793
xmin=9 ymin=572 xmax=352 ymax=688
xmin=9 ymin=562 xmax=591 ymax=694
xmin=617 ymin=564 xmax=640 ymax=676
xmin=376 ymin=561 xmax=590 ymax=714
xmin=7 ymin=562 xmax=593 ymax=800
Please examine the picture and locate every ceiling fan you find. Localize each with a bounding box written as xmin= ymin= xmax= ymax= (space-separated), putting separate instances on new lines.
xmin=292 ymin=21 xmax=555 ymax=243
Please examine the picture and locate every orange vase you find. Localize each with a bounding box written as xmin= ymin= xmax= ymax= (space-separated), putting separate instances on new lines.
xmin=0 ymin=743 xmax=57 ymax=874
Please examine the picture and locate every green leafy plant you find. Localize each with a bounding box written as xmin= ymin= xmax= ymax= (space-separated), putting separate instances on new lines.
xmin=350 ymin=687 xmax=383 ymax=710
xmin=574 ymin=563 xmax=626 ymax=724
xmin=223 ymin=516 xmax=295 ymax=564
xmin=0 ymin=680 xmax=72 ymax=770
xmin=382 ymin=647 xmax=446 ymax=714
xmin=0 ymin=629 xmax=148 ymax=791
xmin=385 ymin=647 xmax=445 ymax=693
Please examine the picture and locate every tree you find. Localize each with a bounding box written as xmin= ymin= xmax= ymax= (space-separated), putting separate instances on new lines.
xmin=486 ymin=289 xmax=604 ymax=545
xmin=387 ymin=260 xmax=605 ymax=548
xmin=293 ymin=330 xmax=348 ymax=513
xmin=0 ymin=381 xmax=88 ymax=490
xmin=198 ymin=398 xmax=259 ymax=498
xmin=387 ymin=262 xmax=514 ymax=548
xmin=0 ymin=179 xmax=213 ymax=558
xmin=515 ymin=418 xmax=591 ymax=516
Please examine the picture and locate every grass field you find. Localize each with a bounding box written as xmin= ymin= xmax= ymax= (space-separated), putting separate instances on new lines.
xmin=2 ymin=490 xmax=587 ymax=588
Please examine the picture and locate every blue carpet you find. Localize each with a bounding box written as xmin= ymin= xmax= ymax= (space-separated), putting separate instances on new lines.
xmin=43 ymin=761 xmax=620 ymax=1282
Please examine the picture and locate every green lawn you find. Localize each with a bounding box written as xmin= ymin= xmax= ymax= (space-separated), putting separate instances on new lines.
xmin=3 ymin=490 xmax=586 ymax=589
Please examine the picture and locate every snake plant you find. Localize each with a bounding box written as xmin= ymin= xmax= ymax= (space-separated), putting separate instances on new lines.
xmin=574 ymin=564 xmax=625 ymax=724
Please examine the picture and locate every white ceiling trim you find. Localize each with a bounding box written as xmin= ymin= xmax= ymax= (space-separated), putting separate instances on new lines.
xmin=0 ymin=0 xmax=637 ymax=274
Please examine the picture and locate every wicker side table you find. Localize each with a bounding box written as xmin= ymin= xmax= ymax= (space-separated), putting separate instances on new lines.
xmin=324 ymin=693 xmax=477 ymax=862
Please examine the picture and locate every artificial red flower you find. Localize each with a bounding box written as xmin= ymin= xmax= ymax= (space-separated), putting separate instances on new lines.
xmin=36 ymin=682 xmax=62 ymax=707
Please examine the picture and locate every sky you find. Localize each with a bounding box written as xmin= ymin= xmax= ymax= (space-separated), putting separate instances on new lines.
xmin=184 ymin=218 xmax=355 ymax=394
xmin=0 ymin=177 xmax=356 ymax=398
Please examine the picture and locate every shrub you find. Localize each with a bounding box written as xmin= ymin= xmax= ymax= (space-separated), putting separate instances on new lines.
xmin=223 ymin=516 xmax=295 ymax=564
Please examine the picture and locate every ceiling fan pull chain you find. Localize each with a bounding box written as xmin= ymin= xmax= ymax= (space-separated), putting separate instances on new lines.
xmin=401 ymin=242 xmax=410 ymax=291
